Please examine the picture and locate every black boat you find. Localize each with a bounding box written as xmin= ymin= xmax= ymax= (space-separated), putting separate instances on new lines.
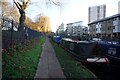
xmin=60 ymin=38 xmax=109 ymax=64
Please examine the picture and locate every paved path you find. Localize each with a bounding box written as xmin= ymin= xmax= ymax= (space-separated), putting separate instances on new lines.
xmin=34 ymin=37 xmax=66 ymax=78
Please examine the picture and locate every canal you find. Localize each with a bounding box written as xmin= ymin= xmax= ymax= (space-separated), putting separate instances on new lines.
xmin=84 ymin=62 xmax=120 ymax=80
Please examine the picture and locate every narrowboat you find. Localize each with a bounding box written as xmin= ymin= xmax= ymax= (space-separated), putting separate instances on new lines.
xmin=60 ymin=38 xmax=109 ymax=64
xmin=52 ymin=36 xmax=63 ymax=44
xmin=98 ymin=41 xmax=120 ymax=66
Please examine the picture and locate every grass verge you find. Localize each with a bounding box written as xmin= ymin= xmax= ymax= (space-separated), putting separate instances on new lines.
xmin=51 ymin=40 xmax=97 ymax=78
xmin=2 ymin=37 xmax=46 ymax=78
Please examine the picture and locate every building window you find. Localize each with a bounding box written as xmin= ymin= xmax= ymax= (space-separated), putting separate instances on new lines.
xmin=113 ymin=26 xmax=115 ymax=29
xmin=102 ymin=28 xmax=104 ymax=31
xmin=97 ymin=6 xmax=100 ymax=19
xmin=108 ymin=26 xmax=111 ymax=30
xmin=119 ymin=17 xmax=120 ymax=20
xmin=114 ymin=18 xmax=117 ymax=21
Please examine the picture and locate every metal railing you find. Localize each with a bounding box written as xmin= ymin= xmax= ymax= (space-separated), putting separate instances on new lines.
xmin=1 ymin=16 xmax=41 ymax=50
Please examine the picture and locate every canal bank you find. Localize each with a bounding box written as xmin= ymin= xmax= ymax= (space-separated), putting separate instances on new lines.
xmin=50 ymin=39 xmax=98 ymax=79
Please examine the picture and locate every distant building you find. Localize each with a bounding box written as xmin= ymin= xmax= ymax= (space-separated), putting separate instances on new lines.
xmin=118 ymin=1 xmax=120 ymax=13
xmin=66 ymin=23 xmax=73 ymax=36
xmin=83 ymin=27 xmax=89 ymax=35
xmin=56 ymin=23 xmax=65 ymax=35
xmin=88 ymin=4 xmax=106 ymax=23
xmin=88 ymin=13 xmax=120 ymax=39
xmin=59 ymin=23 xmax=64 ymax=31
xmin=1 ymin=16 xmax=18 ymax=31
xmin=66 ymin=21 xmax=84 ymax=37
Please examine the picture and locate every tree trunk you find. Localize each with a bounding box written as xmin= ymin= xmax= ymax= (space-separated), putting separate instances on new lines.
xmin=18 ymin=9 xmax=25 ymax=31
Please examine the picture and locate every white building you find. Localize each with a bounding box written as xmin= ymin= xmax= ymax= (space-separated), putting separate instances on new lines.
xmin=66 ymin=23 xmax=73 ymax=36
xmin=59 ymin=23 xmax=64 ymax=31
xmin=88 ymin=4 xmax=106 ymax=23
xmin=83 ymin=27 xmax=89 ymax=34
xmin=1 ymin=16 xmax=18 ymax=31
xmin=56 ymin=23 xmax=65 ymax=35
xmin=96 ymin=23 xmax=102 ymax=34
xmin=113 ymin=14 xmax=120 ymax=33
xmin=118 ymin=1 xmax=120 ymax=13
xmin=66 ymin=21 xmax=83 ymax=36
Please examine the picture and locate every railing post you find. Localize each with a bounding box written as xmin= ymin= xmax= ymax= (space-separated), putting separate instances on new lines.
xmin=11 ymin=20 xmax=14 ymax=48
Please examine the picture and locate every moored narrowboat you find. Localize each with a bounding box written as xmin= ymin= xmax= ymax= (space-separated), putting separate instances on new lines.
xmin=98 ymin=41 xmax=120 ymax=66
xmin=60 ymin=38 xmax=109 ymax=64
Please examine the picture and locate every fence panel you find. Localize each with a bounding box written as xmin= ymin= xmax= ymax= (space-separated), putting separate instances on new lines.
xmin=1 ymin=16 xmax=41 ymax=50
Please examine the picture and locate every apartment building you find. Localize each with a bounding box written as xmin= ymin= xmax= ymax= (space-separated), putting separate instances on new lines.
xmin=88 ymin=4 xmax=106 ymax=23
xmin=88 ymin=14 xmax=120 ymax=39
xmin=66 ymin=23 xmax=73 ymax=36
xmin=118 ymin=1 xmax=120 ymax=13
xmin=56 ymin=23 xmax=65 ymax=35
xmin=66 ymin=21 xmax=84 ymax=37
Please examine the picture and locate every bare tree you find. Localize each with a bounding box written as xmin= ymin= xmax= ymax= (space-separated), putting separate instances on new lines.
xmin=0 ymin=0 xmax=10 ymax=17
xmin=0 ymin=0 xmax=19 ymax=28
xmin=0 ymin=0 xmax=19 ymax=19
xmin=46 ymin=0 xmax=62 ymax=6
xmin=13 ymin=0 xmax=63 ymax=31
xmin=9 ymin=5 xmax=20 ymax=22
xmin=13 ymin=0 xmax=30 ymax=31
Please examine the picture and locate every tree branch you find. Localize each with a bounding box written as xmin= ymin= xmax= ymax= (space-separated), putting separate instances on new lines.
xmin=17 ymin=2 xmax=22 ymax=8
xmin=26 ymin=0 xmax=31 ymax=6
xmin=22 ymin=0 xmax=25 ymax=3
xmin=49 ymin=0 xmax=61 ymax=6
xmin=13 ymin=0 xmax=21 ymax=10
xmin=23 ymin=0 xmax=31 ymax=10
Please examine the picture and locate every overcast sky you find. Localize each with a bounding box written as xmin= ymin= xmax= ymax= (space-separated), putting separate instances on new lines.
xmin=6 ymin=0 xmax=120 ymax=32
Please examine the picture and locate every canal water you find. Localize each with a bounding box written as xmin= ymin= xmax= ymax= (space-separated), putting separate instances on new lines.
xmin=84 ymin=63 xmax=120 ymax=80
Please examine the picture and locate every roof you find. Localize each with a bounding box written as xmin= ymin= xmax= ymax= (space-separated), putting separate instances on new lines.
xmin=67 ymin=21 xmax=83 ymax=25
xmin=88 ymin=13 xmax=120 ymax=25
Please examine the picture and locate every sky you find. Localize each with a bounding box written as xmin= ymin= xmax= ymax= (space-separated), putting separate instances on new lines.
xmin=5 ymin=0 xmax=120 ymax=32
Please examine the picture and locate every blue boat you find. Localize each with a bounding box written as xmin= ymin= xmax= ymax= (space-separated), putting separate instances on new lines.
xmin=52 ymin=36 xmax=63 ymax=44
xmin=98 ymin=41 xmax=120 ymax=65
